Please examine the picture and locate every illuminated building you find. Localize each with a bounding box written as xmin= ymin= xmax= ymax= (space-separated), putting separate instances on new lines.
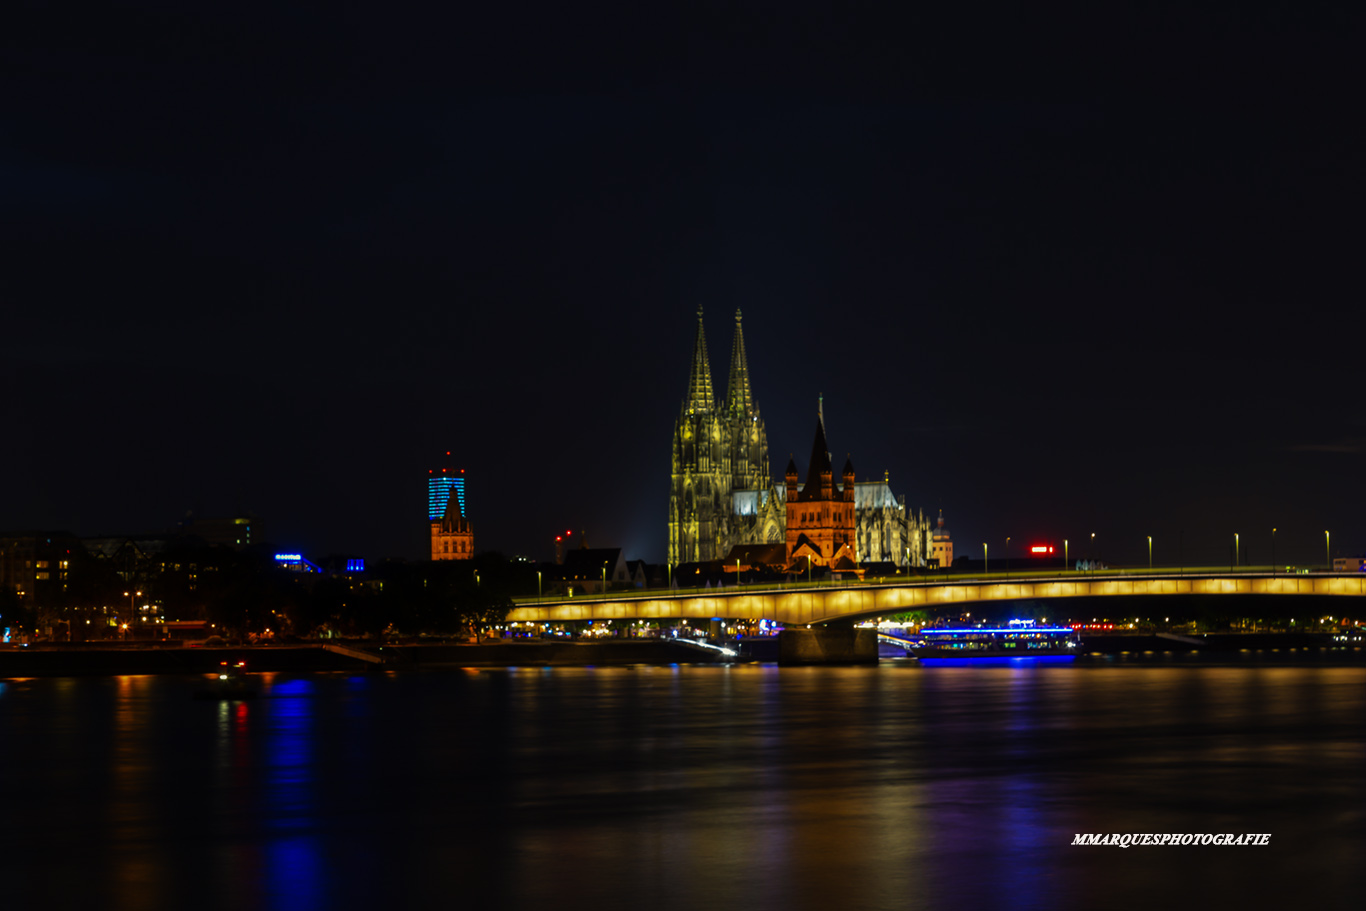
xmin=430 ymin=474 xmax=473 ymax=561
xmin=428 ymin=455 xmax=473 ymax=561
xmin=428 ymin=462 xmax=466 ymax=522
xmin=668 ymin=308 xmax=775 ymax=564
xmin=854 ymin=473 xmax=928 ymax=566
xmin=667 ymin=310 xmax=932 ymax=569
xmin=784 ymin=403 xmax=857 ymax=569
xmin=930 ymin=510 xmax=953 ymax=568
xmin=0 ymin=533 xmax=77 ymax=605
xmin=273 ymin=553 xmax=321 ymax=573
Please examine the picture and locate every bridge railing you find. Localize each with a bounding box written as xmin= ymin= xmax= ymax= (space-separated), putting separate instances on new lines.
xmin=512 ymin=564 xmax=1341 ymax=607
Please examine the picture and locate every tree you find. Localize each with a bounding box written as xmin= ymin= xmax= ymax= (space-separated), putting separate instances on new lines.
xmin=458 ymin=587 xmax=512 ymax=642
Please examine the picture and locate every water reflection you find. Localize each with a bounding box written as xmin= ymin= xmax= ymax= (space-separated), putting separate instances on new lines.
xmin=260 ymin=677 xmax=324 ymax=911
xmin=1 ymin=661 xmax=1364 ymax=910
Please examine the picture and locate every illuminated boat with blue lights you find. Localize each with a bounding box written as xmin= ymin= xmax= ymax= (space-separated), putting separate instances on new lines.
xmin=910 ymin=620 xmax=1080 ymax=659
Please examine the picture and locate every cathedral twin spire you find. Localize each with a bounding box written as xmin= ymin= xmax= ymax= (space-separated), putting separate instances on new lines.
xmin=671 ymin=307 xmax=772 ymax=565
xmin=725 ymin=310 xmax=755 ymax=420
xmin=683 ymin=307 xmax=756 ymax=419
xmin=683 ymin=307 xmax=715 ymax=414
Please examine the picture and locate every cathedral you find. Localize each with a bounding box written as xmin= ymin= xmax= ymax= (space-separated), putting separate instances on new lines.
xmin=668 ymin=310 xmax=931 ymax=570
xmin=667 ymin=308 xmax=779 ymax=564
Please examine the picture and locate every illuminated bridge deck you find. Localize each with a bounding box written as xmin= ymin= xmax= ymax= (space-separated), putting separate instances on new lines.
xmin=507 ymin=571 xmax=1366 ymax=627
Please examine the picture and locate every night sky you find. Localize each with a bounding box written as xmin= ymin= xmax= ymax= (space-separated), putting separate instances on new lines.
xmin=5 ymin=4 xmax=1362 ymax=567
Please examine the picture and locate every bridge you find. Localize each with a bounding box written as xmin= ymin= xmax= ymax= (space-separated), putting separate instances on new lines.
xmin=507 ymin=569 xmax=1366 ymax=628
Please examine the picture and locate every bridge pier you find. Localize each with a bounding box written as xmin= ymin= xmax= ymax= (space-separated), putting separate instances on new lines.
xmin=778 ymin=628 xmax=878 ymax=666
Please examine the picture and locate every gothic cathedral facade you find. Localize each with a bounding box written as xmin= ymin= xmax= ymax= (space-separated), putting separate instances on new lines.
xmin=668 ymin=309 xmax=778 ymax=564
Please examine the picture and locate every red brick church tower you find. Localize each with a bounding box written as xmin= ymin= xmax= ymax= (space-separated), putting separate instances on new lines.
xmin=431 ymin=487 xmax=474 ymax=561
xmin=785 ymin=399 xmax=857 ymax=570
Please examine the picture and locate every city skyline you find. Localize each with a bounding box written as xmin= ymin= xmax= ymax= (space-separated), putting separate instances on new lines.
xmin=5 ymin=5 xmax=1361 ymax=567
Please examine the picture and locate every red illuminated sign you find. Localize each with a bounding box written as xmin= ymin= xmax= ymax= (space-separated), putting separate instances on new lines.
xmin=1030 ymin=545 xmax=1055 ymax=554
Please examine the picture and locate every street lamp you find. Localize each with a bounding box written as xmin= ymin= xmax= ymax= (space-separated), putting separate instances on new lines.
xmin=537 ymin=570 xmax=542 ymax=602
xmin=1234 ymin=533 xmax=1240 ymax=569
xmin=1005 ymin=537 xmax=1010 ymax=581
xmin=1090 ymin=533 xmax=1096 ymax=576
xmin=1325 ymin=530 xmax=1331 ymax=571
xmin=1271 ymin=528 xmax=1277 ymax=577
xmin=602 ymin=562 xmax=608 ymax=594
xmin=806 ymin=554 xmax=812 ymax=585
xmin=983 ymin=543 xmax=988 ymax=575
xmin=1147 ymin=536 xmax=1152 ymax=571
xmin=123 ymin=590 xmax=141 ymax=636
xmin=1064 ymin=539 xmax=1069 ymax=571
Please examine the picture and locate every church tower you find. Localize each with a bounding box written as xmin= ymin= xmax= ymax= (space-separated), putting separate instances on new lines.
xmin=431 ymin=477 xmax=474 ymax=561
xmin=930 ymin=510 xmax=953 ymax=569
xmin=669 ymin=309 xmax=732 ymax=565
xmin=784 ymin=400 xmax=857 ymax=568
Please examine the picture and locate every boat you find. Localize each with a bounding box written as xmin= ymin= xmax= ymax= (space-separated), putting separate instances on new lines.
xmin=910 ymin=620 xmax=1080 ymax=659
xmin=195 ymin=660 xmax=257 ymax=700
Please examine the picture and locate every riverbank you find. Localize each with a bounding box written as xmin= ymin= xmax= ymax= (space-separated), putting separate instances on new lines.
xmin=1 ymin=632 xmax=1359 ymax=677
xmin=0 ymin=638 xmax=730 ymax=677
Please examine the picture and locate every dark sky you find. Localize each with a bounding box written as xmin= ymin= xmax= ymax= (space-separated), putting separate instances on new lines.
xmin=4 ymin=3 xmax=1362 ymax=567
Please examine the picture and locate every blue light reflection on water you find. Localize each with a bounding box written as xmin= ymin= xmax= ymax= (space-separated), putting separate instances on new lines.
xmin=267 ymin=836 xmax=324 ymax=911
xmin=917 ymin=655 xmax=1077 ymax=668
xmin=264 ymin=676 xmax=324 ymax=911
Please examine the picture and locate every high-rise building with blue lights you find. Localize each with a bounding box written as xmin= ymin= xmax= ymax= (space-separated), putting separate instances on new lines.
xmin=428 ymin=466 xmax=466 ymax=522
xmin=429 ymin=457 xmax=473 ymax=561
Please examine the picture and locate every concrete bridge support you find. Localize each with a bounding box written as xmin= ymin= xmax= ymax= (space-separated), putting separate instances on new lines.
xmin=778 ymin=628 xmax=878 ymax=665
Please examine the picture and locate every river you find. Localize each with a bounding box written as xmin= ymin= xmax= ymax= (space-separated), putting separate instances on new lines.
xmin=2 ymin=657 xmax=1363 ymax=910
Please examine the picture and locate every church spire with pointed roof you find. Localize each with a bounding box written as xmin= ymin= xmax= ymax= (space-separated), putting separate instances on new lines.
xmin=805 ymin=399 xmax=833 ymax=493
xmin=682 ymin=306 xmax=714 ymax=414
xmin=725 ymin=309 xmax=754 ymax=419
xmin=785 ymin=399 xmax=855 ymax=569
